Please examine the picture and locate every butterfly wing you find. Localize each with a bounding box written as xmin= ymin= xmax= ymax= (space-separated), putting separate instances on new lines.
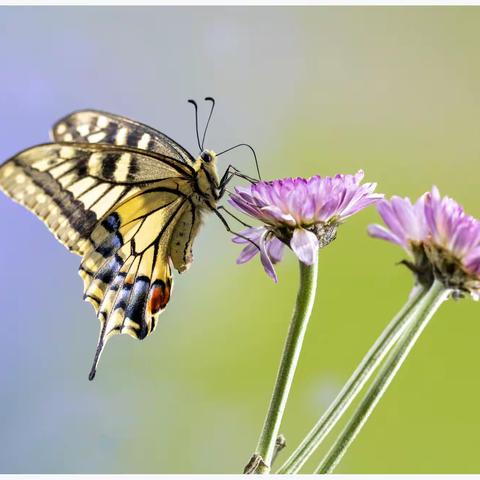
xmin=0 ymin=142 xmax=202 ymax=378
xmin=169 ymin=201 xmax=204 ymax=273
xmin=0 ymin=142 xmax=194 ymax=255
xmin=51 ymin=109 xmax=196 ymax=166
xmin=80 ymin=183 xmax=199 ymax=379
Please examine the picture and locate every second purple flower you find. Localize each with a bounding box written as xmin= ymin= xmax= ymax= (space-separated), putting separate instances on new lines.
xmin=368 ymin=186 xmax=480 ymax=298
xmin=229 ymin=171 xmax=382 ymax=281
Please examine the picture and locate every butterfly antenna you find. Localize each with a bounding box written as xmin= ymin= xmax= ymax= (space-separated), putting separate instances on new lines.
xmin=188 ymin=99 xmax=202 ymax=151
xmin=201 ymin=96 xmax=216 ymax=150
xmin=217 ymin=143 xmax=262 ymax=180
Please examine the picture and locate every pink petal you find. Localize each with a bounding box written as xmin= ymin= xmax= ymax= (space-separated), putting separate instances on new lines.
xmin=236 ymin=243 xmax=259 ymax=264
xmin=228 ymin=196 xmax=260 ymax=218
xmin=260 ymin=205 xmax=296 ymax=225
xmin=268 ymin=237 xmax=285 ymax=263
xmin=259 ymin=232 xmax=278 ymax=282
xmin=367 ymin=224 xmax=405 ymax=247
xmin=290 ymin=228 xmax=319 ymax=265
xmin=231 ymin=226 xmax=266 ymax=244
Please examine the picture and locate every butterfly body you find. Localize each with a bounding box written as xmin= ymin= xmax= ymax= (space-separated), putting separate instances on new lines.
xmin=0 ymin=110 xmax=222 ymax=378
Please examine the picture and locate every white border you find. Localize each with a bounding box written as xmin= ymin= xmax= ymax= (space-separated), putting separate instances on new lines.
xmin=0 ymin=1 xmax=478 ymax=478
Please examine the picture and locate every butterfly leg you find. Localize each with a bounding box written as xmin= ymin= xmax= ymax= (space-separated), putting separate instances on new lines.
xmin=212 ymin=208 xmax=260 ymax=251
xmin=225 ymin=165 xmax=258 ymax=184
xmin=217 ymin=205 xmax=252 ymax=228
xmin=217 ymin=168 xmax=236 ymax=198
xmin=217 ymin=165 xmax=258 ymax=200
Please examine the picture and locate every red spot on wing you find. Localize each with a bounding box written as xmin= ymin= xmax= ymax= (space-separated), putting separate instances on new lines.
xmin=148 ymin=281 xmax=171 ymax=314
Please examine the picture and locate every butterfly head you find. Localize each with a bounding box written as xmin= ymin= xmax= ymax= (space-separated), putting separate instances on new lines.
xmin=194 ymin=149 xmax=220 ymax=203
xmin=196 ymin=149 xmax=218 ymax=178
xmin=200 ymin=149 xmax=216 ymax=164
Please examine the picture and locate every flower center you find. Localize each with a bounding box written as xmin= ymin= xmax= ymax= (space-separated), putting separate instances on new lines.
xmin=270 ymin=221 xmax=338 ymax=249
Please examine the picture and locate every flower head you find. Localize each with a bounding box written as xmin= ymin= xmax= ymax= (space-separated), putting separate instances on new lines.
xmin=367 ymin=195 xmax=433 ymax=286
xmin=229 ymin=171 xmax=382 ymax=281
xmin=424 ymin=187 xmax=480 ymax=297
xmin=368 ymin=186 xmax=480 ymax=299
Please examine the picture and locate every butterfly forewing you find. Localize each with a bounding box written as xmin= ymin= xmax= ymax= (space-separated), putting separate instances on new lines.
xmin=0 ymin=142 xmax=193 ymax=255
xmin=52 ymin=109 xmax=196 ymax=166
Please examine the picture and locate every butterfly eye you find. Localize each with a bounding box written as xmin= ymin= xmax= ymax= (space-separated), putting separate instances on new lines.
xmin=200 ymin=151 xmax=212 ymax=163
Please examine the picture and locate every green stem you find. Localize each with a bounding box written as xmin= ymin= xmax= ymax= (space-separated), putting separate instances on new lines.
xmin=277 ymin=283 xmax=427 ymax=474
xmin=315 ymin=279 xmax=449 ymax=474
xmin=247 ymin=259 xmax=318 ymax=473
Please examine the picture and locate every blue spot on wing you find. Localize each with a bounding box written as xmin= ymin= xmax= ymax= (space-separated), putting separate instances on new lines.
xmin=102 ymin=213 xmax=121 ymax=232
xmin=95 ymin=254 xmax=122 ymax=285
xmin=97 ymin=232 xmax=123 ymax=257
xmin=114 ymin=282 xmax=133 ymax=312
xmin=109 ymin=272 xmax=126 ymax=292
xmin=125 ymin=276 xmax=150 ymax=339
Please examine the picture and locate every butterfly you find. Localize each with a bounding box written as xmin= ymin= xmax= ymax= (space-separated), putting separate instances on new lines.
xmin=0 ymin=98 xmax=260 ymax=380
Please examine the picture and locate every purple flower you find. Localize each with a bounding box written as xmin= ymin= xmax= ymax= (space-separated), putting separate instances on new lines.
xmin=424 ymin=187 xmax=480 ymax=297
xmin=369 ymin=186 xmax=480 ymax=298
xmin=229 ymin=171 xmax=382 ymax=281
xmin=367 ymin=195 xmax=429 ymax=255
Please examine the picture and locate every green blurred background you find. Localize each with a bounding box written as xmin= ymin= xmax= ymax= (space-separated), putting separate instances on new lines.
xmin=0 ymin=6 xmax=479 ymax=473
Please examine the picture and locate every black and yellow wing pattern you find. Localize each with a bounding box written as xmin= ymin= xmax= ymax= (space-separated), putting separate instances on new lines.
xmin=0 ymin=111 xmax=207 ymax=379
xmin=51 ymin=109 xmax=195 ymax=166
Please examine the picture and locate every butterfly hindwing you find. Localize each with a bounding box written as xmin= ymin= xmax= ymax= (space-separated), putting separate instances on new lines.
xmin=79 ymin=182 xmax=196 ymax=379
xmin=0 ymin=142 xmax=194 ymax=255
xmin=170 ymin=201 xmax=204 ymax=273
xmin=51 ymin=109 xmax=196 ymax=166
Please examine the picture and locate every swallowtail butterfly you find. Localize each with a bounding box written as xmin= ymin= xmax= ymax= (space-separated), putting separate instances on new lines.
xmin=0 ymin=99 xmax=258 ymax=379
